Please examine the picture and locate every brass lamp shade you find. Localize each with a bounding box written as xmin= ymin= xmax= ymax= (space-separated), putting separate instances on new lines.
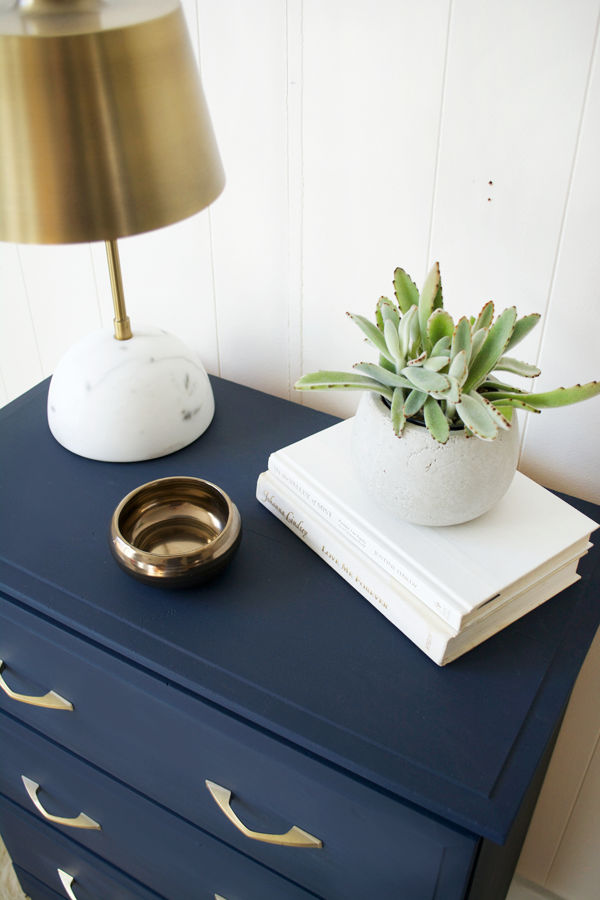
xmin=0 ymin=0 xmax=225 ymax=244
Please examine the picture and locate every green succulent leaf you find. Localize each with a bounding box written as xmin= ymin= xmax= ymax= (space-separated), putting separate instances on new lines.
xmin=404 ymin=388 xmax=428 ymax=417
xmin=493 ymin=356 xmax=541 ymax=378
xmin=294 ymin=371 xmax=393 ymax=400
xmin=431 ymin=335 xmax=451 ymax=356
xmin=375 ymin=297 xmax=399 ymax=331
xmin=463 ymin=306 xmax=517 ymax=393
xmin=427 ymin=308 xmax=454 ymax=347
xmin=455 ymin=392 xmax=498 ymax=440
xmin=494 ymin=404 xmax=515 ymax=423
xmin=475 ymin=301 xmax=494 ymax=331
xmin=393 ymin=268 xmax=419 ymax=314
xmin=423 ymin=356 xmax=449 ymax=372
xmin=407 ymin=350 xmax=427 ymax=366
xmin=353 ymin=362 xmax=413 ymax=389
xmin=451 ymin=316 xmax=472 ymax=362
xmin=377 ymin=297 xmax=400 ymax=328
xmin=424 ymin=396 xmax=450 ymax=443
xmin=383 ymin=317 xmax=402 ymax=364
xmin=479 ymin=396 xmax=512 ymax=430
xmin=391 ymin=387 xmax=406 ymax=435
xmin=431 ymin=375 xmax=461 ymax=404
xmin=378 ymin=356 xmax=397 ymax=373
xmin=401 ymin=366 xmax=450 ymax=393
xmin=348 ymin=312 xmax=395 ymax=363
xmin=479 ymin=378 xmax=527 ymax=394
xmin=470 ymin=326 xmax=489 ymax=360
xmin=418 ymin=262 xmax=441 ymax=346
xmin=505 ymin=313 xmax=541 ymax=352
xmin=486 ymin=397 xmax=541 ymax=414
xmin=486 ymin=380 xmax=600 ymax=409
xmin=448 ymin=349 xmax=468 ymax=386
xmin=398 ymin=305 xmax=418 ymax=358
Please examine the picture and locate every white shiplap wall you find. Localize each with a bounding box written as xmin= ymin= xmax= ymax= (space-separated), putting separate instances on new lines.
xmin=1 ymin=2 xmax=599 ymax=896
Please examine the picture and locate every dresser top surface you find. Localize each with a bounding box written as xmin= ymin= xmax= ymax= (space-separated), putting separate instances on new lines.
xmin=1 ymin=377 xmax=598 ymax=843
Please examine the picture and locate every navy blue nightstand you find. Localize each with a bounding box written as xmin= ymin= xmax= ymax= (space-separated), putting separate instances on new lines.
xmin=0 ymin=377 xmax=598 ymax=899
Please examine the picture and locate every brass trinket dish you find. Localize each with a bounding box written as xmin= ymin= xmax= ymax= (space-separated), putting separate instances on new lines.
xmin=110 ymin=477 xmax=242 ymax=587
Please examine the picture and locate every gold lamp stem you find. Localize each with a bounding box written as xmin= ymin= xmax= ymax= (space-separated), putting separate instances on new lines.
xmin=105 ymin=239 xmax=132 ymax=340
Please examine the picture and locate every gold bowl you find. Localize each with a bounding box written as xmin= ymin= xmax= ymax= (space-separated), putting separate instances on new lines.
xmin=110 ymin=476 xmax=242 ymax=587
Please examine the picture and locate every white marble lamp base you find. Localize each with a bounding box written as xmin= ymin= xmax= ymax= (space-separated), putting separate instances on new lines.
xmin=47 ymin=325 xmax=215 ymax=462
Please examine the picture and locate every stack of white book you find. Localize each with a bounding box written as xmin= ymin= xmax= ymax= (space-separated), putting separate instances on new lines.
xmin=257 ymin=418 xmax=598 ymax=665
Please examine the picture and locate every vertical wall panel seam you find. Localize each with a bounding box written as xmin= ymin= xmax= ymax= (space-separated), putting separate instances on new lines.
xmin=207 ymin=207 xmax=222 ymax=377
xmin=286 ymin=0 xmax=293 ymax=400
xmin=88 ymin=243 xmax=105 ymax=327
xmin=286 ymin=0 xmax=305 ymax=402
xmin=518 ymin=5 xmax=600 ymax=464
xmin=194 ymin=0 xmax=221 ymax=377
xmin=15 ymin=246 xmax=44 ymax=376
xmin=425 ymin=0 xmax=454 ymax=279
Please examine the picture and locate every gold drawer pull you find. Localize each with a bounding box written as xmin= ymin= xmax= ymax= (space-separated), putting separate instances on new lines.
xmin=205 ymin=780 xmax=322 ymax=848
xmin=21 ymin=776 xmax=101 ymax=830
xmin=57 ymin=869 xmax=79 ymax=900
xmin=0 ymin=660 xmax=73 ymax=710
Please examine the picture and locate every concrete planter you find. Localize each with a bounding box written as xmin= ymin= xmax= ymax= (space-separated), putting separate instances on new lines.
xmin=352 ymin=392 xmax=520 ymax=526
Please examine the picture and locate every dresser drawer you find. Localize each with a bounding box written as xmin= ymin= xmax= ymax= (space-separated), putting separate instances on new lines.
xmin=2 ymin=796 xmax=162 ymax=900
xmin=0 ymin=595 xmax=476 ymax=899
xmin=0 ymin=715 xmax=321 ymax=900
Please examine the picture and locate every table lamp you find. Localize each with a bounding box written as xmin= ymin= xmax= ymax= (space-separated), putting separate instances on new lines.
xmin=0 ymin=0 xmax=225 ymax=462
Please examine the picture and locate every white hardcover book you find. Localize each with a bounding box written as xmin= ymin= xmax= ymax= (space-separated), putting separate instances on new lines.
xmin=268 ymin=419 xmax=597 ymax=631
xmin=257 ymin=471 xmax=585 ymax=666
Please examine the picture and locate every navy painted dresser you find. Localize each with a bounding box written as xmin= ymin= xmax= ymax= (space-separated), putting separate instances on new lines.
xmin=0 ymin=376 xmax=598 ymax=900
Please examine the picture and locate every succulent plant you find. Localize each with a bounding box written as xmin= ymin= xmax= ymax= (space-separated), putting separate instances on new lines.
xmin=295 ymin=263 xmax=600 ymax=443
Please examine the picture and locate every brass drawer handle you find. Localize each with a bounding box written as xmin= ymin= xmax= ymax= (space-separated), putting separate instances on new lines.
xmin=21 ymin=776 xmax=101 ymax=830
xmin=0 ymin=660 xmax=73 ymax=710
xmin=205 ymin=780 xmax=322 ymax=848
xmin=57 ymin=869 xmax=79 ymax=900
